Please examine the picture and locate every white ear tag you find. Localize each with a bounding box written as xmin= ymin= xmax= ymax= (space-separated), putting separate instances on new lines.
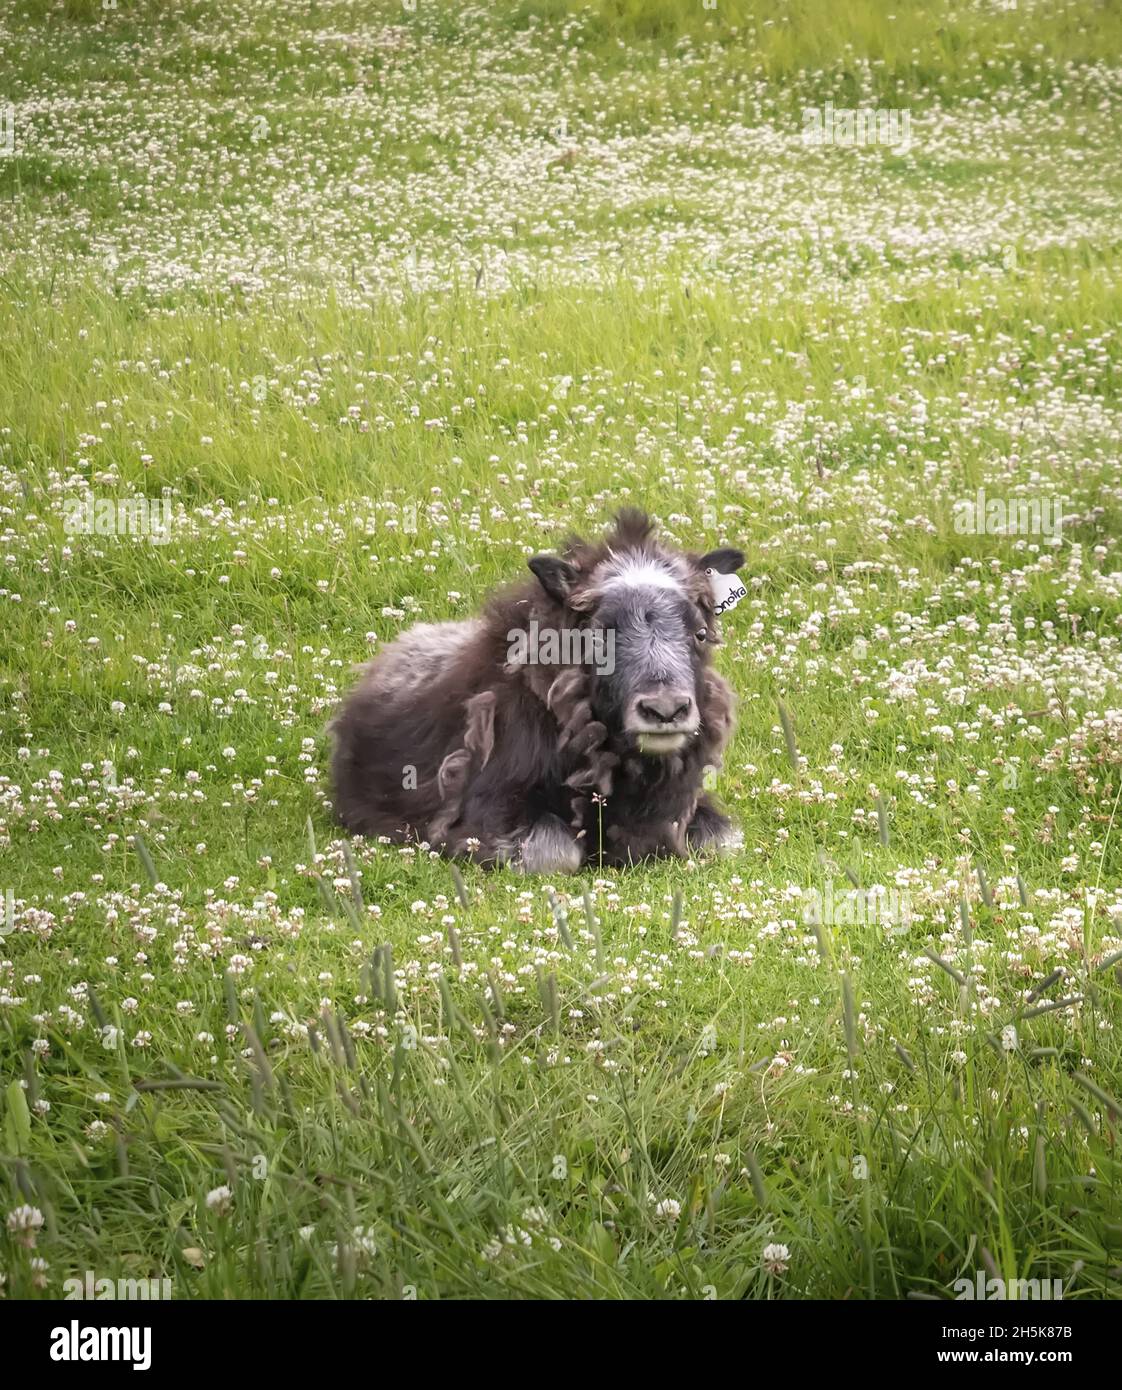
xmin=707 ymin=567 xmax=746 ymax=617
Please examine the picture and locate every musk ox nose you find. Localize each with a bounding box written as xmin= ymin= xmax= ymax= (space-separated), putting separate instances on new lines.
xmin=635 ymin=691 xmax=696 ymax=727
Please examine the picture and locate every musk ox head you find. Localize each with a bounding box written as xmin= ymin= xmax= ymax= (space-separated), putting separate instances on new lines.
xmin=524 ymin=509 xmax=744 ymax=758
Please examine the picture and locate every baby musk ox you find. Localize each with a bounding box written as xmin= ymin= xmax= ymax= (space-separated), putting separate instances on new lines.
xmin=330 ymin=509 xmax=745 ymax=872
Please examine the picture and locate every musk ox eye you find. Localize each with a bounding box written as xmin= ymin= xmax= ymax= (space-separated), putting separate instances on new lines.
xmin=695 ymin=627 xmax=708 ymax=643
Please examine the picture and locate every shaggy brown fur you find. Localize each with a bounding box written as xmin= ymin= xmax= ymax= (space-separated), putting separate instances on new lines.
xmin=329 ymin=509 xmax=743 ymax=870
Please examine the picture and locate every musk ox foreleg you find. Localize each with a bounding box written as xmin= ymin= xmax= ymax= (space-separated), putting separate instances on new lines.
xmin=517 ymin=812 xmax=584 ymax=874
xmin=685 ymin=795 xmax=743 ymax=856
xmin=445 ymin=814 xmax=583 ymax=873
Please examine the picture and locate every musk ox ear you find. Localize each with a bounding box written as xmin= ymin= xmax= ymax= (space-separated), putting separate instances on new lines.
xmin=697 ymin=547 xmax=745 ymax=574
xmin=528 ymin=554 xmax=580 ymax=605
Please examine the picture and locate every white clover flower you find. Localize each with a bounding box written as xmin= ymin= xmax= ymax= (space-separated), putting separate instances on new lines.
xmin=205 ymin=1185 xmax=233 ymax=1216
xmin=7 ymin=1205 xmax=45 ymax=1248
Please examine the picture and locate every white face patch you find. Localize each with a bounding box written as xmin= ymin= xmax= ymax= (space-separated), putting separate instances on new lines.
xmin=707 ymin=568 xmax=746 ymax=616
xmin=608 ymin=583 xmax=697 ymax=696
xmin=596 ymin=554 xmax=687 ymax=596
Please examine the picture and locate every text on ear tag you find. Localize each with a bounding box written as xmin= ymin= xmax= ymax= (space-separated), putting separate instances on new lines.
xmin=707 ymin=567 xmax=746 ymax=616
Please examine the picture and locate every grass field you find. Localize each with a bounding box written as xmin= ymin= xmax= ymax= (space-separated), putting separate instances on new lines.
xmin=3 ymin=0 xmax=1122 ymax=1300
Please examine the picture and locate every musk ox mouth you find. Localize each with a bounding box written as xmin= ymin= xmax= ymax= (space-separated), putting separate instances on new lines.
xmin=625 ymin=691 xmax=699 ymax=755
xmin=633 ymin=729 xmax=695 ymax=755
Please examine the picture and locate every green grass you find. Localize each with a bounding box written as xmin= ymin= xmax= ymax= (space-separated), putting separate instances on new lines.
xmin=1 ymin=0 xmax=1122 ymax=1300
